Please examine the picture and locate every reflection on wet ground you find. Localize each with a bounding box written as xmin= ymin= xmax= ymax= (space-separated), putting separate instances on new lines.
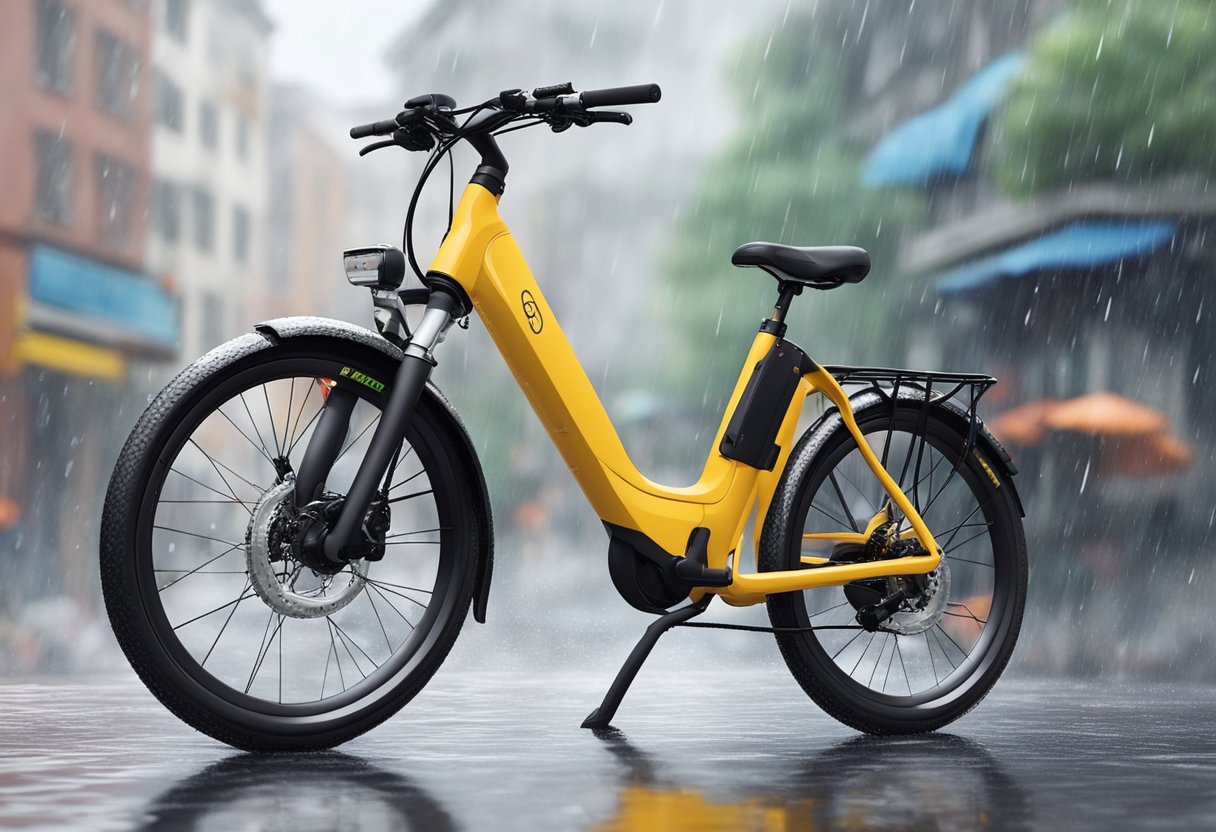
xmin=0 ymin=669 xmax=1213 ymax=830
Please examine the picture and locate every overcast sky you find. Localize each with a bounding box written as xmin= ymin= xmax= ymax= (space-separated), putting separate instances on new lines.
xmin=263 ymin=0 xmax=428 ymax=105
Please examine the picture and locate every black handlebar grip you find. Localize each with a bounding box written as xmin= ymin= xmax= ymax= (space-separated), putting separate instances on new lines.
xmin=350 ymin=118 xmax=399 ymax=139
xmin=533 ymin=82 xmax=574 ymax=99
xmin=580 ymin=83 xmax=661 ymax=108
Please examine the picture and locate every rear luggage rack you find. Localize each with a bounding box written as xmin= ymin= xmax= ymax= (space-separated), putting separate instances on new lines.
xmin=823 ymin=365 xmax=998 ymax=511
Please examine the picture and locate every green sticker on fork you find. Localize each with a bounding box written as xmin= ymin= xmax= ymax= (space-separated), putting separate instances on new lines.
xmin=339 ymin=366 xmax=386 ymax=393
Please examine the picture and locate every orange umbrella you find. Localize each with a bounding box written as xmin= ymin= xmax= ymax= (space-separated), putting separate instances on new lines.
xmin=0 ymin=498 xmax=20 ymax=529
xmin=1101 ymin=431 xmax=1195 ymax=477
xmin=987 ymin=399 xmax=1058 ymax=446
xmin=1042 ymin=391 xmax=1168 ymax=437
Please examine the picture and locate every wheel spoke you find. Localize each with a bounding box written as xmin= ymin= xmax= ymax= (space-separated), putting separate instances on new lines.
xmin=362 ymin=578 xmax=430 ymax=610
xmin=327 ymin=619 xmax=347 ymax=692
xmin=385 ymin=527 xmax=449 ymax=539
xmin=367 ymin=583 xmax=415 ymax=628
xmin=238 ymin=391 xmax=275 ymax=462
xmin=202 ymin=579 xmax=252 ymax=666
xmin=286 ymin=382 xmax=320 ymax=454
xmin=286 ymin=400 xmax=325 ymax=458
xmin=172 ymin=590 xmax=257 ymax=631
xmin=153 ymin=526 xmax=242 ymax=549
xmin=831 ymin=628 xmax=865 ymax=661
xmin=827 ymin=472 xmax=860 ymax=532
xmin=946 ymin=554 xmax=994 ymax=568
xmin=168 ymin=467 xmax=254 ymax=516
xmin=335 ymin=413 xmax=381 ymax=464
xmin=261 ymin=383 xmax=282 ymax=457
xmin=807 ymin=500 xmax=851 ymax=530
xmin=330 ymin=618 xmax=379 ymax=674
xmin=849 ymin=631 xmax=878 ymax=677
xmin=387 ymin=488 xmax=434 ymax=505
xmin=945 ymin=526 xmax=992 ymax=554
xmin=156 ymin=543 xmax=245 ymax=591
xmin=281 ymin=377 xmax=296 ymax=453
xmin=934 ymin=621 xmax=970 ymax=660
xmin=244 ymin=610 xmax=284 ymax=694
xmin=365 ymin=587 xmax=394 ymax=653
xmin=216 ymin=407 xmax=275 ymax=466
xmin=330 ymin=619 xmax=369 ymax=679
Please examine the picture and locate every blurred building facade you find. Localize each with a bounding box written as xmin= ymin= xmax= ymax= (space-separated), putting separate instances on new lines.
xmin=0 ymin=0 xmax=178 ymax=613
xmin=267 ymin=84 xmax=354 ymax=321
xmin=145 ymin=0 xmax=273 ymax=358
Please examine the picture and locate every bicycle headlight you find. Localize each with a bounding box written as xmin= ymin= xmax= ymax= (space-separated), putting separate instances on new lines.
xmin=343 ymin=245 xmax=406 ymax=291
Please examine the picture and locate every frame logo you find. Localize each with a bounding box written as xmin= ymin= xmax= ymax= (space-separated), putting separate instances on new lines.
xmin=521 ymin=290 xmax=543 ymax=334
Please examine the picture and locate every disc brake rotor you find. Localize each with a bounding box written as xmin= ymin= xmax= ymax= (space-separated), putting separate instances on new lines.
xmin=885 ymin=557 xmax=951 ymax=636
xmin=246 ymin=480 xmax=366 ymax=619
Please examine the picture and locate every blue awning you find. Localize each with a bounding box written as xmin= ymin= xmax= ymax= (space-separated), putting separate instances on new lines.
xmin=937 ymin=220 xmax=1179 ymax=294
xmin=28 ymin=244 xmax=179 ymax=350
xmin=862 ymin=52 xmax=1024 ymax=187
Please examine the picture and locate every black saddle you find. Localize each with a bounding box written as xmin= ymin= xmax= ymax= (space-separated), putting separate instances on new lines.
xmin=731 ymin=242 xmax=870 ymax=290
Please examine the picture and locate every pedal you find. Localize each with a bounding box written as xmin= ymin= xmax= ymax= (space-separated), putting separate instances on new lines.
xmin=673 ymin=527 xmax=733 ymax=588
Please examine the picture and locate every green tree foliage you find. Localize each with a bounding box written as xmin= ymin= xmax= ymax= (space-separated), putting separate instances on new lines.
xmin=661 ymin=10 xmax=923 ymax=404
xmin=995 ymin=0 xmax=1216 ymax=195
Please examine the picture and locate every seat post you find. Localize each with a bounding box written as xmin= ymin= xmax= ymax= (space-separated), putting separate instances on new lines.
xmin=761 ymin=280 xmax=802 ymax=337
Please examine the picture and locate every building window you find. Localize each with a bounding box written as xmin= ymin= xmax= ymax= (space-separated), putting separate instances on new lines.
xmin=152 ymin=69 xmax=183 ymax=132
xmin=199 ymin=100 xmax=218 ymax=149
xmin=94 ymin=28 xmax=140 ymax=120
xmin=35 ymin=0 xmax=75 ymax=95
xmin=149 ymin=177 xmax=181 ymax=242
xmin=235 ymin=115 xmax=249 ymax=161
xmin=164 ymin=0 xmax=189 ymax=43
xmin=200 ymin=290 xmax=225 ymax=347
xmin=232 ymin=205 xmax=250 ymax=262
xmin=35 ymin=130 xmax=73 ymax=225
xmin=190 ymin=185 xmax=214 ymax=251
xmin=96 ymin=153 xmax=137 ymax=248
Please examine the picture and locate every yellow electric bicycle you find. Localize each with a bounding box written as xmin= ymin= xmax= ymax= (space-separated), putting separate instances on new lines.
xmin=101 ymin=82 xmax=1027 ymax=751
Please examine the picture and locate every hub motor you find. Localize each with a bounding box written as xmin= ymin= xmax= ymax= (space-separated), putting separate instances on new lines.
xmin=835 ymin=519 xmax=951 ymax=635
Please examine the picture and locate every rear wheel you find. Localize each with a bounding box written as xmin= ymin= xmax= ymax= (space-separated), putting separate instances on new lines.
xmin=101 ymin=336 xmax=481 ymax=750
xmin=760 ymin=398 xmax=1026 ymax=734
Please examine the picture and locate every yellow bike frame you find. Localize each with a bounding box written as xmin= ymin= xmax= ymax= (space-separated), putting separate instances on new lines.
xmin=429 ymin=183 xmax=941 ymax=606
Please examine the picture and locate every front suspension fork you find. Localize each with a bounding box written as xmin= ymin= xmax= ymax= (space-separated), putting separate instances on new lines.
xmin=296 ymin=286 xmax=463 ymax=563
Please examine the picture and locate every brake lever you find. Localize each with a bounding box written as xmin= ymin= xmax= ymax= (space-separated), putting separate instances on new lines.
xmin=578 ymin=111 xmax=633 ymax=127
xmin=358 ymin=139 xmax=398 ymax=157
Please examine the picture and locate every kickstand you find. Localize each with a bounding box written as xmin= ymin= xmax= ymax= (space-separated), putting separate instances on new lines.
xmin=581 ymin=596 xmax=711 ymax=730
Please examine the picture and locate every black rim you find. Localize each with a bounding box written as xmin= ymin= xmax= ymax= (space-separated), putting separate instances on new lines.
xmin=134 ymin=354 xmax=466 ymax=717
xmin=786 ymin=408 xmax=1015 ymax=707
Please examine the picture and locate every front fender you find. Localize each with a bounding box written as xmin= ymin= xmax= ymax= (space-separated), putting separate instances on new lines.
xmin=254 ymin=316 xmax=496 ymax=623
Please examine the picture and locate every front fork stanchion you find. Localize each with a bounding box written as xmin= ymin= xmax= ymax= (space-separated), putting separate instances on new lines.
xmin=294 ymin=388 xmax=358 ymax=505
xmin=321 ymin=291 xmax=460 ymax=563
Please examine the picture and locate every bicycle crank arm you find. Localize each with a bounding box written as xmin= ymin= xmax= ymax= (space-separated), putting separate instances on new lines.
xmin=318 ymin=287 xmax=463 ymax=563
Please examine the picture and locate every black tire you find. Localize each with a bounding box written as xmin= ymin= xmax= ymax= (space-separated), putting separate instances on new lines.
xmin=760 ymin=395 xmax=1027 ymax=734
xmin=101 ymin=334 xmax=482 ymax=751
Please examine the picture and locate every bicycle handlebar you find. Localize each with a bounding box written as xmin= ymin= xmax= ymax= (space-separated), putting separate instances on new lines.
xmin=580 ymin=83 xmax=661 ymax=108
xmin=350 ymin=117 xmax=401 ymax=139
xmin=348 ymin=82 xmax=660 ymax=285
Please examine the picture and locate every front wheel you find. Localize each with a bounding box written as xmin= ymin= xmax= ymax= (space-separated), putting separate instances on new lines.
xmin=101 ymin=334 xmax=483 ymax=751
xmin=760 ymin=396 xmax=1027 ymax=734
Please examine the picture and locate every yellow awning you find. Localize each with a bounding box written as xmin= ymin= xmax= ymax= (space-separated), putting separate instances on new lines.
xmin=14 ymin=331 xmax=125 ymax=381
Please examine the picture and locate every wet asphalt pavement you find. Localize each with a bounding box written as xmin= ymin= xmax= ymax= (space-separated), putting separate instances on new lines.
xmin=0 ymin=667 xmax=1213 ymax=831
